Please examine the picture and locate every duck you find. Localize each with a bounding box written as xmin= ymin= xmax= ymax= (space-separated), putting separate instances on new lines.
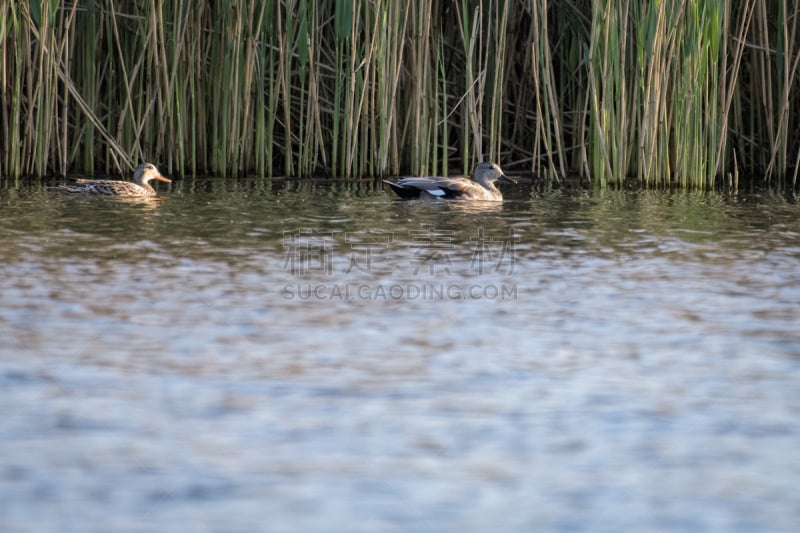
xmin=383 ymin=162 xmax=515 ymax=201
xmin=56 ymin=163 xmax=171 ymax=197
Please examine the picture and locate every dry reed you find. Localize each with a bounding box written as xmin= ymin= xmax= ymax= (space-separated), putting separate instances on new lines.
xmin=1 ymin=0 xmax=798 ymax=188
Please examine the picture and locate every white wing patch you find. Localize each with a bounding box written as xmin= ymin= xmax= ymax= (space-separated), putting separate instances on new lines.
xmin=426 ymin=189 xmax=446 ymax=197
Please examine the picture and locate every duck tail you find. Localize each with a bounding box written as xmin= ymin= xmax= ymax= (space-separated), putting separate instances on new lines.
xmin=383 ymin=180 xmax=421 ymax=199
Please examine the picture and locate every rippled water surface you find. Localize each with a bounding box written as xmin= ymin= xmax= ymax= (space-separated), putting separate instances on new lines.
xmin=1 ymin=178 xmax=799 ymax=532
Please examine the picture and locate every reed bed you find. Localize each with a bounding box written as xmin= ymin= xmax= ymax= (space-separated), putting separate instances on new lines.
xmin=1 ymin=0 xmax=799 ymax=188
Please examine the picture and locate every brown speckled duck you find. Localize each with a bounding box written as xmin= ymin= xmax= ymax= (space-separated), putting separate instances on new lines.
xmin=384 ymin=162 xmax=515 ymax=201
xmin=56 ymin=163 xmax=171 ymax=197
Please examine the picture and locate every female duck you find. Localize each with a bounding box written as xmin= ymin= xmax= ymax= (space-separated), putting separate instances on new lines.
xmin=384 ymin=162 xmax=514 ymax=201
xmin=57 ymin=163 xmax=171 ymax=197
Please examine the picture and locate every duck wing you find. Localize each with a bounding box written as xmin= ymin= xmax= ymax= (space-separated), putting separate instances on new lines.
xmin=56 ymin=179 xmax=150 ymax=197
xmin=385 ymin=177 xmax=484 ymax=199
xmin=426 ymin=178 xmax=490 ymax=199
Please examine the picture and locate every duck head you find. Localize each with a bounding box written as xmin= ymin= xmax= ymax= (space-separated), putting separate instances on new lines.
xmin=133 ymin=163 xmax=171 ymax=186
xmin=474 ymin=162 xmax=515 ymax=185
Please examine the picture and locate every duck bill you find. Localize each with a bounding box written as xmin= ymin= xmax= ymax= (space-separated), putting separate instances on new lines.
xmin=153 ymin=175 xmax=172 ymax=183
xmin=499 ymin=174 xmax=516 ymax=184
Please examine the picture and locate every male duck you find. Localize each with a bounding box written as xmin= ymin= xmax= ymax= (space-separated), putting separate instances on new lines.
xmin=56 ymin=163 xmax=171 ymax=197
xmin=384 ymin=162 xmax=514 ymax=201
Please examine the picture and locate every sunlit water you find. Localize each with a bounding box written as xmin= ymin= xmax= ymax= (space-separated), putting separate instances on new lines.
xmin=1 ymin=178 xmax=799 ymax=532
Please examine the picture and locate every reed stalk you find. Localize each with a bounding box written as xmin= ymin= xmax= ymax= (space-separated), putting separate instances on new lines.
xmin=0 ymin=0 xmax=798 ymax=189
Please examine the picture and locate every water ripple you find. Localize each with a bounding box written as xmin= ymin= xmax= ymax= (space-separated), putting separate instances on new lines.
xmin=1 ymin=184 xmax=799 ymax=531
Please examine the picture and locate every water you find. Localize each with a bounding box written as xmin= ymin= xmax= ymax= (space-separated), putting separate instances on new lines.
xmin=1 ymin=178 xmax=799 ymax=532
